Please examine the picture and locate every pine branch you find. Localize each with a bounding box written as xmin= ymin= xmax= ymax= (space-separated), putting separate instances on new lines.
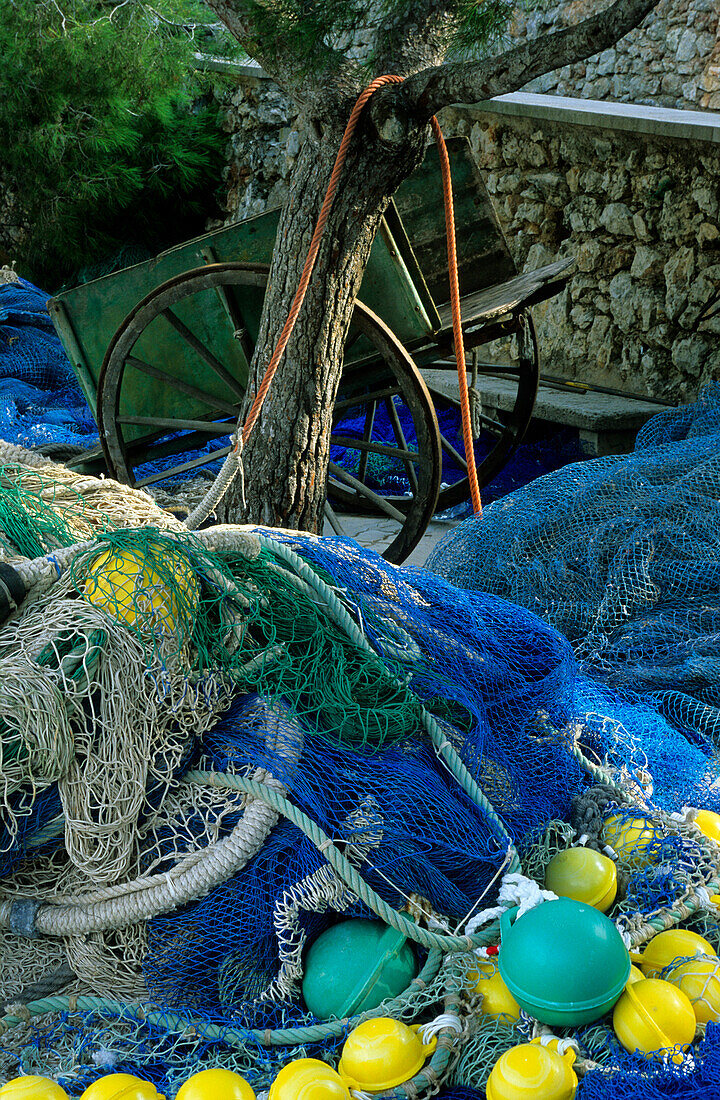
xmin=372 ymin=0 xmax=460 ymax=76
xmin=403 ymin=0 xmax=659 ymax=119
xmin=203 ymin=0 xmax=363 ymax=114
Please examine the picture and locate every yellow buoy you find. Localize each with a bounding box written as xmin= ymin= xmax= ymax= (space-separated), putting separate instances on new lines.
xmin=268 ymin=1060 xmax=350 ymax=1100
xmin=666 ymin=956 xmax=720 ymax=1023
xmin=485 ymin=1040 xmax=578 ymax=1100
xmin=638 ymin=929 xmax=718 ymax=978
xmin=0 ymin=1078 xmax=70 ymax=1099
xmin=80 ymin=1075 xmax=165 ymax=1100
xmin=83 ymin=543 xmax=199 ymax=636
xmin=468 ymin=960 xmax=521 ymax=1022
xmin=338 ymin=1018 xmax=436 ymax=1091
xmin=613 ymin=978 xmax=696 ymax=1061
xmin=627 ymin=964 xmax=645 ymax=986
xmin=693 ymin=809 xmax=720 ymax=844
xmin=175 ymin=1068 xmax=256 ymax=1100
xmin=602 ymin=815 xmax=656 ymax=867
xmin=544 ymin=847 xmax=617 ymax=912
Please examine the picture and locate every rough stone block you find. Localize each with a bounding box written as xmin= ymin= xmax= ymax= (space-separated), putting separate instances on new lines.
xmin=597 ymin=49 xmax=617 ymax=76
xmin=676 ymin=29 xmax=700 ymax=62
xmin=609 ymin=271 xmax=636 ymax=331
xmin=672 ymin=335 xmax=711 ymax=375
xmin=664 ymin=246 xmax=697 ymax=320
xmin=600 ymin=203 xmax=635 ymax=236
xmin=575 ymin=239 xmax=602 ymax=272
xmin=567 ymin=196 xmax=602 ymax=232
xmin=698 ymin=222 xmax=720 ymax=247
xmin=631 ymin=245 xmax=664 ymax=282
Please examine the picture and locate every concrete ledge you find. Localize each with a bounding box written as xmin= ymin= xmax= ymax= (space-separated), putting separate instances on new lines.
xmin=422 ymin=368 xmax=666 ymax=455
xmin=460 ymin=92 xmax=720 ymax=145
xmin=194 ymin=63 xmax=720 ymax=145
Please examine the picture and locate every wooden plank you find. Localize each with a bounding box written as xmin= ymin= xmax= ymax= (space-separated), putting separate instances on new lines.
xmin=436 ymin=259 xmax=573 ymax=332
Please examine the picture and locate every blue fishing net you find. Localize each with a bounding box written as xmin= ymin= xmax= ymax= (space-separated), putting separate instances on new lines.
xmin=0 ymin=278 xmax=98 ymax=452
xmin=577 ymin=1023 xmax=720 ymax=1099
xmin=428 ymin=385 xmax=720 ymax=757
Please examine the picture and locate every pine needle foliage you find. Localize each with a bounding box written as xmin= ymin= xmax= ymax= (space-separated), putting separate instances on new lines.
xmin=211 ymin=0 xmax=523 ymax=77
xmin=0 ymin=1 xmax=233 ymax=289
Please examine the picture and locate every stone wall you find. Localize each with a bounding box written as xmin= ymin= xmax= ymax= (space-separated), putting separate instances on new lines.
xmin=511 ymin=0 xmax=719 ymax=111
xmin=221 ymin=72 xmax=720 ymax=401
xmin=223 ymin=77 xmax=301 ymax=223
xmin=441 ymin=99 xmax=720 ymax=400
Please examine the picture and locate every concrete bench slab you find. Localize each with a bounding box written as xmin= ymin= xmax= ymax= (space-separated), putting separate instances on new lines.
xmin=422 ymin=367 xmax=669 ymax=456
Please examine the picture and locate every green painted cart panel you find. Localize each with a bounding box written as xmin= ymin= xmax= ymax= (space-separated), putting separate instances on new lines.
xmin=392 ymin=137 xmax=517 ymax=307
xmin=49 ymin=205 xmax=440 ymax=423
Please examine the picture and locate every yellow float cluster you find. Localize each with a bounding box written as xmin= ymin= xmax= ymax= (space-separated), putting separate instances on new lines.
xmin=0 ymin=1019 xmax=436 ymax=1100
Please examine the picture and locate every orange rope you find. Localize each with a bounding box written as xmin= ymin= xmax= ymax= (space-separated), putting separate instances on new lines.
xmin=430 ymin=116 xmax=482 ymax=517
xmin=236 ymin=75 xmax=482 ymax=518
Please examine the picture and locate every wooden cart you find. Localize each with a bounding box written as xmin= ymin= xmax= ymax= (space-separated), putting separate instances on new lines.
xmin=49 ymin=137 xmax=571 ymax=563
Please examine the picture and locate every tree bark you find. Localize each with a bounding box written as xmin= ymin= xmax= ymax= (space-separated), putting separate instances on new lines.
xmin=403 ymin=0 xmax=659 ymax=118
xmin=217 ymin=115 xmax=426 ymax=531
xmin=210 ymin=0 xmax=662 ymax=533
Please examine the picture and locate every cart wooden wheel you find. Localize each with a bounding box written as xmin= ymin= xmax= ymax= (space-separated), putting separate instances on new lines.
xmin=98 ymin=262 xmax=441 ymax=564
xmin=429 ymin=309 xmax=539 ymax=513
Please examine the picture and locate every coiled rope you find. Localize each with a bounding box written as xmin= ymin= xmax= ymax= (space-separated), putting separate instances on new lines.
xmin=187 ymin=75 xmax=482 ymax=528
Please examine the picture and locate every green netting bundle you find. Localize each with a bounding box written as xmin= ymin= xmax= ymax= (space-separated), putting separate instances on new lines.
xmin=76 ymin=527 xmax=426 ymax=748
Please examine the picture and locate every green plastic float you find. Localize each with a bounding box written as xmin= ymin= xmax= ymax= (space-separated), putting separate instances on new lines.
xmin=498 ymin=898 xmax=631 ymax=1026
xmin=302 ymin=918 xmax=418 ymax=1020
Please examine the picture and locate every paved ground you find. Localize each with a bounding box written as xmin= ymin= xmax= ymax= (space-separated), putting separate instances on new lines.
xmin=321 ymin=514 xmax=462 ymax=567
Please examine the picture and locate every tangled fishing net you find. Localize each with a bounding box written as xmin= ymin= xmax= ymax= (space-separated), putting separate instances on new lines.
xmin=0 ymin=430 xmax=719 ymax=1099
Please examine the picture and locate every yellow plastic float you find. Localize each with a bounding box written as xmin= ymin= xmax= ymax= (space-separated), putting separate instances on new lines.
xmin=80 ymin=1075 xmax=165 ymax=1100
xmin=666 ymin=956 xmax=720 ymax=1023
xmin=485 ymin=1039 xmax=578 ymax=1100
xmin=602 ymin=815 xmax=656 ymax=866
xmin=0 ymin=1078 xmax=70 ymax=1099
xmin=338 ymin=1018 xmax=436 ymax=1092
xmin=544 ymin=847 xmax=617 ymax=912
xmin=637 ymin=928 xmax=718 ymax=978
xmin=84 ymin=542 xmax=199 ymax=636
xmin=613 ymin=978 xmax=696 ymax=1061
xmin=468 ymin=960 xmax=521 ymax=1022
xmin=268 ymin=1059 xmax=351 ymax=1100
xmin=175 ymin=1068 xmax=256 ymax=1100
xmin=692 ymin=809 xmax=720 ymax=844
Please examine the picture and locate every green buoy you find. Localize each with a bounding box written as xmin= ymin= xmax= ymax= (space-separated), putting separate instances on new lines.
xmin=302 ymin=918 xmax=418 ymax=1020
xmin=498 ymin=897 xmax=630 ymax=1026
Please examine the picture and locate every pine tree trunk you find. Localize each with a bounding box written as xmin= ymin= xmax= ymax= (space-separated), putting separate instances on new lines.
xmin=218 ymin=120 xmax=424 ymax=531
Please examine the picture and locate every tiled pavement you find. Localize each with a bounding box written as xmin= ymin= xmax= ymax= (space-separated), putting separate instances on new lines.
xmin=321 ymin=514 xmax=461 ymax=568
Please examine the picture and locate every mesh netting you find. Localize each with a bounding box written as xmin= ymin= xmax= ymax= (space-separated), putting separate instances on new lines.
xmin=1 ymin=460 xmax=720 ymax=1097
xmin=0 ymin=279 xmax=98 ymax=454
xmin=428 ymin=385 xmax=720 ymax=756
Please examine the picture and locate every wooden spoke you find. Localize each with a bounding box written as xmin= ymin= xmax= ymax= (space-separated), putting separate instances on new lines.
xmin=330 ymin=435 xmax=421 ymax=463
xmin=385 ymin=396 xmax=418 ymax=494
xmin=117 ymin=415 xmax=234 ymax=434
xmin=127 ymin=356 xmax=239 ymax=417
xmin=328 ymin=461 xmax=406 ymax=522
xmin=439 ymin=432 xmax=468 ymax=472
xmin=474 ymin=411 xmax=512 ymax=439
xmin=135 ymin=446 xmax=232 ymax=488
xmin=358 ymin=400 xmax=377 ymax=483
xmin=334 ymin=385 xmax=400 ymax=413
xmin=323 ymin=500 xmax=347 ymax=537
xmin=161 ymin=307 xmax=246 ymax=399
